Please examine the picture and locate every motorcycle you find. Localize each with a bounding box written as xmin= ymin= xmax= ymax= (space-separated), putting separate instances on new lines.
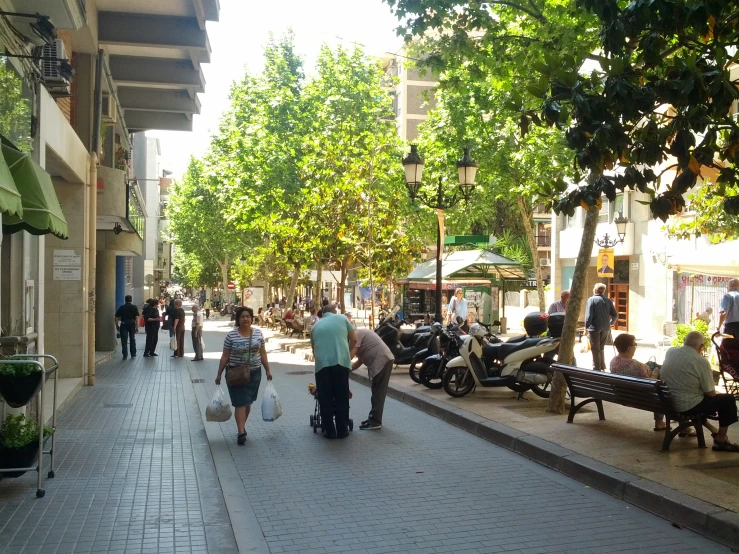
xmin=442 ymin=322 xmax=559 ymax=399
xmin=416 ymin=323 xmax=466 ymax=389
xmin=375 ymin=312 xmax=435 ymax=366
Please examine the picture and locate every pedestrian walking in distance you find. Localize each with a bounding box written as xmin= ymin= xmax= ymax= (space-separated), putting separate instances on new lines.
xmin=191 ymin=303 xmax=204 ymax=361
xmin=203 ymin=298 xmax=212 ymax=320
xmin=115 ymin=295 xmax=140 ymax=360
xmin=719 ymin=278 xmax=739 ymax=337
xmin=215 ymin=307 xmax=273 ymax=445
xmin=171 ymin=299 xmax=187 ymax=358
xmin=350 ymin=328 xmax=394 ymax=430
xmin=311 ymin=303 xmax=357 ymax=439
xmin=585 ymin=283 xmax=618 ymax=371
xmin=143 ymin=298 xmax=160 ymax=357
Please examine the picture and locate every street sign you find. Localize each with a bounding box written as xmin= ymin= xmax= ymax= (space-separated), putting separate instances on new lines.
xmin=227 ymin=282 xmax=235 ymax=290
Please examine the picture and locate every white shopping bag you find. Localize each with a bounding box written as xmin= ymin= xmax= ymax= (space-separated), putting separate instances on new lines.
xmin=261 ymin=381 xmax=283 ymax=422
xmin=206 ymin=385 xmax=232 ymax=422
xmin=169 ymin=336 xmax=177 ymax=351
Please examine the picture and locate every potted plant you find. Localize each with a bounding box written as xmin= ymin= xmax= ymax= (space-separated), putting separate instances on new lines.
xmin=0 ymin=414 xmax=53 ymax=478
xmin=0 ymin=358 xmax=43 ymax=407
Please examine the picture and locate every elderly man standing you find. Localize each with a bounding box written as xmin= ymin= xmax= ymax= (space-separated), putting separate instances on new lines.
xmin=191 ymin=304 xmax=204 ymax=361
xmin=585 ymin=283 xmax=617 ymax=371
xmin=115 ymin=295 xmax=140 ymax=360
xmin=311 ymin=303 xmax=358 ymax=439
xmin=171 ymin=299 xmax=187 ymax=358
xmin=661 ymin=331 xmax=739 ymax=451
xmin=350 ymin=328 xmax=394 ymax=430
xmin=548 ymin=290 xmax=570 ymax=314
xmin=719 ymin=278 xmax=739 ymax=337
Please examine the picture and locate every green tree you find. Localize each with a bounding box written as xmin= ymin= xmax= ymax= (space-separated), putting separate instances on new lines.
xmin=665 ymin=183 xmax=739 ymax=243
xmin=167 ymin=158 xmax=245 ymax=299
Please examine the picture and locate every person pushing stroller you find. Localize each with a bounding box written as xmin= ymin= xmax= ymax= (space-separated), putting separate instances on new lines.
xmin=310 ymin=303 xmax=357 ymax=439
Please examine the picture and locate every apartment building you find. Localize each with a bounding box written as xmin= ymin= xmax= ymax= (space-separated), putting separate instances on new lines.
xmin=0 ymin=0 xmax=219 ymax=415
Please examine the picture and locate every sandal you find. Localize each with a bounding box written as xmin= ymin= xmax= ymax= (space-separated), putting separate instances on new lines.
xmin=237 ymin=432 xmax=247 ymax=445
xmin=712 ymin=440 xmax=739 ymax=452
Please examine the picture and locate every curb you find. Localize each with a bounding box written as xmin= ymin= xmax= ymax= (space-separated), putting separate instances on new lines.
xmin=345 ymin=370 xmax=739 ymax=551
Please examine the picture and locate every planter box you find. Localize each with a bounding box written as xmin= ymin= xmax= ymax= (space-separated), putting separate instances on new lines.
xmin=0 ymin=441 xmax=39 ymax=478
xmin=0 ymin=370 xmax=43 ymax=408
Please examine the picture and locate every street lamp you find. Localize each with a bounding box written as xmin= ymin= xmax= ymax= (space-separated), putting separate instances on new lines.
xmin=402 ymin=146 xmax=478 ymax=323
xmin=594 ymin=211 xmax=629 ymax=248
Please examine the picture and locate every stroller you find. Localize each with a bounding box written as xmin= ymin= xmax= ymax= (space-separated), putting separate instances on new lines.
xmin=713 ymin=331 xmax=739 ymax=398
xmin=308 ymin=383 xmax=354 ymax=434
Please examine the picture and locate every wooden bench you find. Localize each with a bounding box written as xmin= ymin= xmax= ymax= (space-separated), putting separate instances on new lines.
xmin=552 ymin=364 xmax=716 ymax=452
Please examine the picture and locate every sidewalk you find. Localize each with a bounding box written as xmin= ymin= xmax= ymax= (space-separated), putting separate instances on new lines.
xmin=0 ymin=336 xmax=237 ymax=554
xmin=267 ymin=330 xmax=739 ymax=550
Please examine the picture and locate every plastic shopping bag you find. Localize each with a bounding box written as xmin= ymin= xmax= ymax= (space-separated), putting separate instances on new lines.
xmin=169 ymin=336 xmax=177 ymax=351
xmin=261 ymin=381 xmax=283 ymax=422
xmin=206 ymin=386 xmax=232 ymax=422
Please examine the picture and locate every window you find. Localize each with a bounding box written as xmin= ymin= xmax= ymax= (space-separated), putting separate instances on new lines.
xmin=0 ymin=56 xmax=33 ymax=152
xmin=611 ymin=193 xmax=625 ymax=222
xmin=598 ymin=198 xmax=610 ymax=223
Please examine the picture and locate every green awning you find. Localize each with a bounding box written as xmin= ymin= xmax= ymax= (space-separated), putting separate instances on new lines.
xmin=1 ymin=144 xmax=68 ymax=239
xmin=0 ymin=144 xmax=23 ymax=218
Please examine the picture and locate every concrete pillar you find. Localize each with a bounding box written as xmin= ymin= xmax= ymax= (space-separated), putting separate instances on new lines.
xmin=115 ymin=256 xmax=125 ymax=310
xmin=96 ymin=251 xmax=117 ymax=351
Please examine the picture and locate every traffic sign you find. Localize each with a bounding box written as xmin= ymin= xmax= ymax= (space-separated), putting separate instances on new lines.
xmin=227 ymin=282 xmax=235 ymax=290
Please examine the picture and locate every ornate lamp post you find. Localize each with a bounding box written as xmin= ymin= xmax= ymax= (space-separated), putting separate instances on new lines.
xmin=402 ymin=145 xmax=479 ymax=323
xmin=594 ymin=212 xmax=629 ymax=248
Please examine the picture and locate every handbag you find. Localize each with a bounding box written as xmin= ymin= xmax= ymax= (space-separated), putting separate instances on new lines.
xmin=226 ymin=333 xmax=253 ymax=386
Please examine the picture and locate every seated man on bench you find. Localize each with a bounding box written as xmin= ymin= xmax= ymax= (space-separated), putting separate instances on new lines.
xmin=661 ymin=331 xmax=739 ymax=452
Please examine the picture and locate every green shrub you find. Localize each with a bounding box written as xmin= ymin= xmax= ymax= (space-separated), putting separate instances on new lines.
xmin=672 ymin=319 xmax=711 ymax=350
xmin=0 ymin=414 xmax=53 ymax=449
xmin=0 ymin=358 xmax=41 ymax=377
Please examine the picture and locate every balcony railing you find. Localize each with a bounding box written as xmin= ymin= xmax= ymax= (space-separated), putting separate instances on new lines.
xmin=535 ymin=235 xmax=551 ymax=247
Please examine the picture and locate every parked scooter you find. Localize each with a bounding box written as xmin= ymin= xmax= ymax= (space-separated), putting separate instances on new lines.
xmin=376 ymin=317 xmax=440 ymax=366
xmin=442 ymin=314 xmax=561 ymax=399
xmin=416 ymin=323 xmax=466 ymax=389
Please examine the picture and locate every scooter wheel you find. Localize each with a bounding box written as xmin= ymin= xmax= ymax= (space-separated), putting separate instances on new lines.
xmin=409 ymin=362 xmax=421 ymax=384
xmin=419 ymin=364 xmax=443 ymax=390
xmin=309 ymin=415 xmax=314 ymax=427
xmin=349 ymin=419 xmax=354 ymax=431
xmin=442 ymin=367 xmax=474 ymax=398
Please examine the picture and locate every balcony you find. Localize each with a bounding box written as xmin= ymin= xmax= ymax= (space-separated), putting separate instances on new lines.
xmin=535 ymin=235 xmax=551 ymax=248
xmin=96 ymin=165 xmax=143 ymax=256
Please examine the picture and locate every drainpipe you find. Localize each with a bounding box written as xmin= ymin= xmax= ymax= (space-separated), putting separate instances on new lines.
xmin=87 ymin=50 xmax=103 ymax=386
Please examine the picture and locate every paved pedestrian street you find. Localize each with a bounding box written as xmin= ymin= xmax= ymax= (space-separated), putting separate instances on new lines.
xmin=0 ymin=317 xmax=731 ymax=553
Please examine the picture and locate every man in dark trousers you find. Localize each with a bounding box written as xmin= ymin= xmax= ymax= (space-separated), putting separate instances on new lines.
xmin=585 ymin=283 xmax=618 ymax=371
xmin=311 ymin=303 xmax=357 ymax=439
xmin=350 ymin=328 xmax=394 ymax=430
xmin=143 ymin=298 xmax=160 ymax=357
xmin=115 ymin=295 xmax=140 ymax=360
xmin=171 ymin=299 xmax=187 ymax=358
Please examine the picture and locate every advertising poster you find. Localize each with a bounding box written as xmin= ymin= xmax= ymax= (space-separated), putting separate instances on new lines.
xmin=597 ymin=248 xmax=615 ymax=278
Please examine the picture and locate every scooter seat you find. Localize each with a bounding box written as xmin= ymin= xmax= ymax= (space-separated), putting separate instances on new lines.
xmin=399 ymin=330 xmax=417 ymax=346
xmin=392 ymin=344 xmax=419 ymax=363
xmin=482 ymin=343 xmax=501 ymax=361
xmin=497 ymin=337 xmax=547 ymax=360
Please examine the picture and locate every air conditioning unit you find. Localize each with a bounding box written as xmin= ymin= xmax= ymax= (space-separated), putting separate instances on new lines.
xmin=539 ymin=258 xmax=551 ymax=267
xmin=41 ymin=39 xmax=71 ymax=96
xmin=101 ymin=94 xmax=117 ymax=123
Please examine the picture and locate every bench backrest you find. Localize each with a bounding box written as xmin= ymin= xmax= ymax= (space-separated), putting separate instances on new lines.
xmin=552 ymin=364 xmax=677 ymax=416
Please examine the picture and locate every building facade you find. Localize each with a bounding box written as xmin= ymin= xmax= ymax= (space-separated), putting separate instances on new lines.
xmin=0 ymin=0 xmax=219 ymax=420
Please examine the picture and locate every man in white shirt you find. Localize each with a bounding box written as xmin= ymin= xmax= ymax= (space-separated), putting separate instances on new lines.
xmin=548 ymin=290 xmax=570 ymax=314
xmin=191 ymin=304 xmax=204 ymax=361
xmin=660 ymin=331 xmax=738 ymax=451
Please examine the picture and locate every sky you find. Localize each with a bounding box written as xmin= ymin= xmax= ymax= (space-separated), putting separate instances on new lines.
xmin=148 ymin=0 xmax=403 ymax=179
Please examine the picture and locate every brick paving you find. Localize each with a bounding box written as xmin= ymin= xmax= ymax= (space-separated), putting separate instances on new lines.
xmin=0 ymin=315 xmax=732 ymax=553
xmin=0 ymin=327 xmax=237 ymax=554
xmin=193 ymin=322 xmax=729 ymax=554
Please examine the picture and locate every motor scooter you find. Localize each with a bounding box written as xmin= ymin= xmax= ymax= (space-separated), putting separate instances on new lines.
xmin=442 ymin=322 xmax=559 ymax=398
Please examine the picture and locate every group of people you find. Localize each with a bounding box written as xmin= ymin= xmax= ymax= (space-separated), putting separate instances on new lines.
xmin=215 ymin=301 xmax=394 ymax=444
xmin=114 ymin=295 xmax=205 ymax=361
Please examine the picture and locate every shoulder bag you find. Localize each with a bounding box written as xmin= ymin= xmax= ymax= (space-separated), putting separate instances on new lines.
xmin=226 ymin=332 xmax=253 ymax=386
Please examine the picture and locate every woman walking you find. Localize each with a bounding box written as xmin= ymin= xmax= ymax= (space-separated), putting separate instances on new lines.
xmin=215 ymin=306 xmax=273 ymax=445
xmin=143 ymin=299 xmax=160 ymax=357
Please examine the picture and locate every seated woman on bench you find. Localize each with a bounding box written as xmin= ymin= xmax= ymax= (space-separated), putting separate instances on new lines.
xmin=610 ymin=333 xmax=666 ymax=431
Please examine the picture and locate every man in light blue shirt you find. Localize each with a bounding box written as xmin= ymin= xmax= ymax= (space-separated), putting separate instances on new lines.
xmin=719 ymin=278 xmax=739 ymax=337
xmin=311 ymin=303 xmax=357 ymax=439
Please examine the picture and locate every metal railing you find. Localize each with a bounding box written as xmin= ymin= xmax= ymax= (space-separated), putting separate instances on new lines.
xmin=535 ymin=235 xmax=551 ymax=247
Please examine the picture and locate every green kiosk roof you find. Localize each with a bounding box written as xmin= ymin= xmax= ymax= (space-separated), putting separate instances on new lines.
xmin=403 ymin=249 xmax=526 ymax=281
xmin=1 ymin=144 xmax=68 ymax=239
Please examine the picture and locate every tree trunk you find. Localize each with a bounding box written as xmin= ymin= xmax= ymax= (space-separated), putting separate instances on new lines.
xmin=388 ymin=279 xmax=395 ymax=309
xmin=517 ymin=196 xmax=545 ymax=312
xmin=314 ymin=262 xmax=323 ymax=308
xmin=217 ymin=258 xmax=230 ymax=304
xmin=286 ymin=264 xmax=300 ymax=310
xmin=547 ymin=206 xmax=599 ymax=414
xmin=337 ymin=257 xmax=349 ymax=313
